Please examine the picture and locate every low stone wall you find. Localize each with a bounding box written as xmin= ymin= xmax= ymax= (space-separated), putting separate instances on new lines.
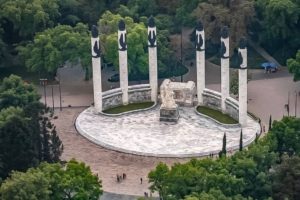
xmin=202 ymin=89 xmax=222 ymax=110
xmin=225 ymin=97 xmax=239 ymax=120
xmin=202 ymin=89 xmax=239 ymax=121
xmin=128 ymin=84 xmax=151 ymax=104
xmin=102 ymin=84 xmax=151 ymax=110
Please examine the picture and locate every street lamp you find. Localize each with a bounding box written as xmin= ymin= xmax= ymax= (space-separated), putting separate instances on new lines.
xmin=180 ymin=26 xmax=183 ymax=82
xmin=295 ymin=91 xmax=298 ymax=117
xmin=39 ymin=78 xmax=48 ymax=106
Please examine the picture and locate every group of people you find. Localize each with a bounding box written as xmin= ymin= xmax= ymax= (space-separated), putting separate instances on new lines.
xmin=116 ymin=173 xmax=126 ymax=182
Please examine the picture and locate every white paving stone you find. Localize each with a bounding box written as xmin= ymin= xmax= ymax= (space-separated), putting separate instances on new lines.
xmin=75 ymin=106 xmax=260 ymax=157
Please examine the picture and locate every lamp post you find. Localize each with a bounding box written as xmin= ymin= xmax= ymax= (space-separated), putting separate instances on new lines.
xmin=295 ymin=91 xmax=298 ymax=117
xmin=39 ymin=78 xmax=48 ymax=106
xmin=51 ymin=84 xmax=54 ymax=111
xmin=180 ymin=26 xmax=183 ymax=82
xmin=58 ymin=77 xmax=62 ymax=111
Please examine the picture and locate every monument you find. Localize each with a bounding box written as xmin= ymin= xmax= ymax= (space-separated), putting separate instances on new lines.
xmin=148 ymin=16 xmax=158 ymax=103
xmin=75 ymin=20 xmax=260 ymax=158
xmin=118 ymin=20 xmax=129 ymax=105
xmin=159 ymin=80 xmax=179 ymax=122
xmin=91 ymin=25 xmax=102 ymax=113
xmin=220 ymin=26 xmax=230 ymax=112
xmin=238 ymin=37 xmax=248 ymax=126
xmin=196 ymin=21 xmax=205 ymax=105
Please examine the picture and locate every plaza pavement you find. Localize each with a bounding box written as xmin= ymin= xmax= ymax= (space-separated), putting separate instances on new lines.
xmin=38 ymin=36 xmax=300 ymax=198
xmin=48 ymin=62 xmax=299 ymax=199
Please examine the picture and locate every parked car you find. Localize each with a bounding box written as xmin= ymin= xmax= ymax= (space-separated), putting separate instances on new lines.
xmin=108 ymin=73 xmax=119 ymax=82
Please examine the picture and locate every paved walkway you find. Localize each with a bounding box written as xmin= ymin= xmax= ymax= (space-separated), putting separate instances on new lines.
xmin=100 ymin=192 xmax=158 ymax=200
xmin=43 ymin=37 xmax=300 ymax=198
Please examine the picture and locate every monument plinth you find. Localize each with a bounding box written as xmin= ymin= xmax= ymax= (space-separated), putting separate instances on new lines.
xmin=159 ymin=80 xmax=179 ymax=122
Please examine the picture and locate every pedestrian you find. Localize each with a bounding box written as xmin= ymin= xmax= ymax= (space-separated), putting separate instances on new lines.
xmin=117 ymin=175 xmax=120 ymax=183
xmin=123 ymin=173 xmax=126 ymax=179
xmin=140 ymin=177 xmax=143 ymax=184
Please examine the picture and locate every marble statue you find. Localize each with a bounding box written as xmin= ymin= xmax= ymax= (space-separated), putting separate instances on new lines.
xmin=161 ymin=82 xmax=176 ymax=108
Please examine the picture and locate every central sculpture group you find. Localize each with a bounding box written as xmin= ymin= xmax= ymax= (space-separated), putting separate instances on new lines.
xmin=91 ymin=17 xmax=248 ymax=126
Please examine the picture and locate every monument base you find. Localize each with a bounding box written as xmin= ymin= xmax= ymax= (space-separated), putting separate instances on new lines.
xmin=159 ymin=105 xmax=179 ymax=122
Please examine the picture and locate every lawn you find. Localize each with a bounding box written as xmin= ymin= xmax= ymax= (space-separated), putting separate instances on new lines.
xmin=103 ymin=102 xmax=155 ymax=114
xmin=197 ymin=106 xmax=238 ymax=124
xmin=208 ymin=46 xmax=267 ymax=69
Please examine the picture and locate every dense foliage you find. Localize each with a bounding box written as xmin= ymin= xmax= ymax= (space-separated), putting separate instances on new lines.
xmin=0 ymin=75 xmax=63 ymax=179
xmin=148 ymin=116 xmax=300 ymax=200
xmin=287 ymin=50 xmax=300 ymax=81
xmin=18 ymin=23 xmax=90 ymax=76
xmin=0 ymin=159 xmax=102 ymax=200
xmin=0 ymin=0 xmax=298 ymax=78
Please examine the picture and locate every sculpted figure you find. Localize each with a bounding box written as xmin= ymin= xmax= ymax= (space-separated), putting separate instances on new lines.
xmin=118 ymin=20 xmax=127 ymax=51
xmin=195 ymin=21 xmax=204 ymax=51
xmin=161 ymin=82 xmax=176 ymax=108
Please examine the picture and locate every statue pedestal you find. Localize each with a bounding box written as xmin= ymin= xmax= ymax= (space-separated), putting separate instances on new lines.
xmin=159 ymin=105 xmax=179 ymax=122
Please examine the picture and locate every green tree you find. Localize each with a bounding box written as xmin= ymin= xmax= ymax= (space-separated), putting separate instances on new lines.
xmin=0 ymin=160 xmax=102 ymax=200
xmin=192 ymin=0 xmax=255 ymax=54
xmin=0 ymin=169 xmax=51 ymax=200
xmin=219 ymin=132 xmax=227 ymax=157
xmin=148 ymin=162 xmax=169 ymax=199
xmin=185 ymin=189 xmax=250 ymax=200
xmin=0 ymin=75 xmax=40 ymax=110
xmin=99 ymin=12 xmax=148 ymax=79
xmin=255 ymin=0 xmax=300 ymax=64
xmin=271 ymin=155 xmax=300 ymax=200
xmin=0 ymin=107 xmax=38 ymax=178
xmin=0 ymin=0 xmax=60 ymax=39
xmin=18 ymin=23 xmax=90 ymax=77
xmin=175 ymin=0 xmax=199 ymax=27
xmin=38 ymin=159 xmax=102 ymax=200
xmin=58 ymin=0 xmax=108 ymax=26
xmin=268 ymin=115 xmax=272 ymax=131
xmin=270 ymin=117 xmax=300 ymax=155
xmin=40 ymin=115 xmax=63 ymax=163
xmin=99 ymin=11 xmax=177 ymax=80
xmin=0 ymin=75 xmax=63 ymax=178
xmin=239 ymin=130 xmax=243 ymax=151
xmin=287 ymin=50 xmax=300 ymax=81
xmin=128 ymin=0 xmax=157 ymax=17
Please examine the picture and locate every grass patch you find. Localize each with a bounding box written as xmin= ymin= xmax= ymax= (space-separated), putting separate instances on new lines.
xmin=197 ymin=106 xmax=238 ymax=124
xmin=103 ymin=102 xmax=155 ymax=114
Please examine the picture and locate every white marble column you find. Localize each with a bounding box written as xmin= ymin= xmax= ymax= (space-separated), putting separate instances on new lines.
xmin=118 ymin=20 xmax=128 ymax=105
xmin=196 ymin=21 xmax=205 ymax=105
xmin=148 ymin=16 xmax=158 ymax=103
xmin=220 ymin=26 xmax=230 ymax=112
xmin=91 ymin=25 xmax=102 ymax=112
xmin=238 ymin=37 xmax=248 ymax=126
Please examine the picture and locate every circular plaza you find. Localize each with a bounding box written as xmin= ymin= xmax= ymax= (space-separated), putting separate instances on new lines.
xmin=75 ymin=105 xmax=260 ymax=157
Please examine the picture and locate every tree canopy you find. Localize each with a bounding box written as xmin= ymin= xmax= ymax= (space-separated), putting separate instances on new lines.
xmin=0 ymin=75 xmax=63 ymax=179
xmin=0 ymin=159 xmax=102 ymax=200
xmin=18 ymin=23 xmax=90 ymax=75
xmin=99 ymin=11 xmax=176 ymax=80
xmin=287 ymin=50 xmax=300 ymax=81
xmin=148 ymin=117 xmax=300 ymax=199
xmin=0 ymin=74 xmax=39 ymax=109
xmin=0 ymin=0 xmax=60 ymax=39
xmin=192 ymin=0 xmax=255 ymax=54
